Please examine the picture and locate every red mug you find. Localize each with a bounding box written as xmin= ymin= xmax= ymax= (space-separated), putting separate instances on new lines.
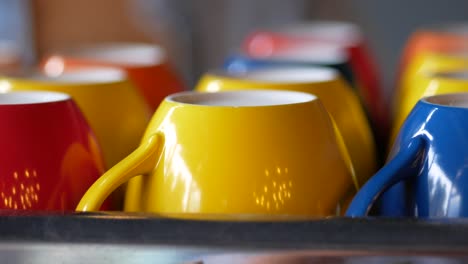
xmin=41 ymin=43 xmax=186 ymax=111
xmin=243 ymin=21 xmax=389 ymax=150
xmin=0 ymin=91 xmax=106 ymax=211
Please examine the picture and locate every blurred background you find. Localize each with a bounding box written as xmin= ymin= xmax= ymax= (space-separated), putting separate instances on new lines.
xmin=2 ymin=0 xmax=468 ymax=100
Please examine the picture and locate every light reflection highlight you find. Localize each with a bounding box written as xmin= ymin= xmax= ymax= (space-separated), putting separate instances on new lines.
xmin=426 ymin=146 xmax=461 ymax=217
xmin=0 ymin=80 xmax=12 ymax=93
xmin=43 ymin=56 xmax=65 ymax=77
xmin=1 ymin=169 xmax=41 ymax=209
xmin=163 ymin=120 xmax=201 ymax=212
xmin=205 ymin=81 xmax=222 ymax=92
xmin=253 ymin=166 xmax=292 ymax=212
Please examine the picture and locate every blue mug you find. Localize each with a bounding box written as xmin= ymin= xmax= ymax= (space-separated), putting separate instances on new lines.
xmin=347 ymin=92 xmax=468 ymax=217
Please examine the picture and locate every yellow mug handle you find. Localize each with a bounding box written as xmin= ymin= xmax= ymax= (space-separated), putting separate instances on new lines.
xmin=76 ymin=134 xmax=163 ymax=211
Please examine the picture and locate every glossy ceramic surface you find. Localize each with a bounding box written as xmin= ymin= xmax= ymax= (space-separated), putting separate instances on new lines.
xmin=77 ymin=90 xmax=356 ymax=219
xmin=195 ymin=67 xmax=376 ymax=187
xmin=0 ymin=68 xmax=151 ymax=169
xmin=393 ymin=52 xmax=468 ymax=136
xmin=398 ymin=23 xmax=468 ymax=83
xmin=393 ymin=57 xmax=468 ymax=143
xmin=0 ymin=91 xmax=105 ymax=210
xmin=42 ymin=43 xmax=186 ymax=111
xmin=347 ymin=93 xmax=468 ymax=217
xmin=242 ymin=21 xmax=387 ymax=145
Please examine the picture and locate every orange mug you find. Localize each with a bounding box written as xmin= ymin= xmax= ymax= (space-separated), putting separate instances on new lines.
xmin=42 ymin=43 xmax=186 ymax=111
xmin=396 ymin=23 xmax=468 ymax=104
xmin=400 ymin=23 xmax=468 ymax=74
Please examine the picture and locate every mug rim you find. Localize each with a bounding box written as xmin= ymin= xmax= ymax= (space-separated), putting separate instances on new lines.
xmin=0 ymin=91 xmax=71 ymax=105
xmin=428 ymin=70 xmax=468 ymax=82
xmin=6 ymin=66 xmax=128 ymax=86
xmin=275 ymin=20 xmax=363 ymax=45
xmin=268 ymin=44 xmax=349 ymax=64
xmin=241 ymin=43 xmax=349 ymax=64
xmin=166 ymin=90 xmax=318 ymax=107
xmin=209 ymin=66 xmax=339 ymax=85
xmin=46 ymin=42 xmax=167 ymax=67
xmin=422 ymin=92 xmax=468 ymax=109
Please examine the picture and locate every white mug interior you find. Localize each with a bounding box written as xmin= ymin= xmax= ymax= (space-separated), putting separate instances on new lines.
xmin=238 ymin=66 xmax=338 ymax=84
xmin=53 ymin=43 xmax=167 ymax=67
xmin=0 ymin=91 xmax=70 ymax=105
xmin=270 ymin=44 xmax=349 ymax=64
xmin=433 ymin=71 xmax=468 ymax=80
xmin=167 ymin=90 xmax=317 ymax=107
xmin=424 ymin=92 xmax=468 ymax=108
xmin=31 ymin=67 xmax=127 ymax=84
xmin=280 ymin=20 xmax=362 ymax=44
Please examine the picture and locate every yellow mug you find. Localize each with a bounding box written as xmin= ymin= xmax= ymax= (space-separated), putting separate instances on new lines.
xmin=77 ymin=90 xmax=357 ymax=219
xmin=195 ymin=67 xmax=376 ymax=187
xmin=0 ymin=68 xmax=151 ymax=168
xmin=393 ymin=52 xmax=468 ymax=142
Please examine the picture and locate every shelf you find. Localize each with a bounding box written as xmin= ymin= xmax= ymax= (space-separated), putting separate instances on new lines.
xmin=0 ymin=212 xmax=468 ymax=263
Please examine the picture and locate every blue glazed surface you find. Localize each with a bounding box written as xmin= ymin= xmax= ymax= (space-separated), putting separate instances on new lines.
xmin=347 ymin=95 xmax=468 ymax=217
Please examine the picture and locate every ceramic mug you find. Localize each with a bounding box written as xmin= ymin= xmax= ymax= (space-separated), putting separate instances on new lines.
xmin=398 ymin=23 xmax=468 ymax=83
xmin=0 ymin=91 xmax=106 ymax=211
xmin=42 ymin=43 xmax=186 ymax=111
xmin=223 ymin=49 xmax=386 ymax=154
xmin=77 ymin=90 xmax=357 ymax=219
xmin=0 ymin=67 xmax=151 ymax=169
xmin=242 ymin=21 xmax=387 ymax=141
xmin=393 ymin=65 xmax=468 ymax=144
xmin=347 ymin=92 xmax=468 ymax=217
xmin=195 ymin=66 xmax=376 ymax=187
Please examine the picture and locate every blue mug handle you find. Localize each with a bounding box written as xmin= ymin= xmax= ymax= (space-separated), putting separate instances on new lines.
xmin=346 ymin=137 xmax=426 ymax=216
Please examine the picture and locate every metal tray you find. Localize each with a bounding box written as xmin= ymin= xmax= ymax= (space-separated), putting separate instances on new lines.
xmin=0 ymin=212 xmax=468 ymax=263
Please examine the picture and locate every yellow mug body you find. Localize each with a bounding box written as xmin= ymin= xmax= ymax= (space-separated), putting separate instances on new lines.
xmin=393 ymin=52 xmax=468 ymax=141
xmin=77 ymin=90 xmax=356 ymax=219
xmin=195 ymin=67 xmax=376 ymax=187
xmin=0 ymin=68 xmax=151 ymax=168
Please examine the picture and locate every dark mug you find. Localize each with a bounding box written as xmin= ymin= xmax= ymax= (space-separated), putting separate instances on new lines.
xmin=223 ymin=47 xmax=356 ymax=87
xmin=347 ymin=92 xmax=468 ymax=217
